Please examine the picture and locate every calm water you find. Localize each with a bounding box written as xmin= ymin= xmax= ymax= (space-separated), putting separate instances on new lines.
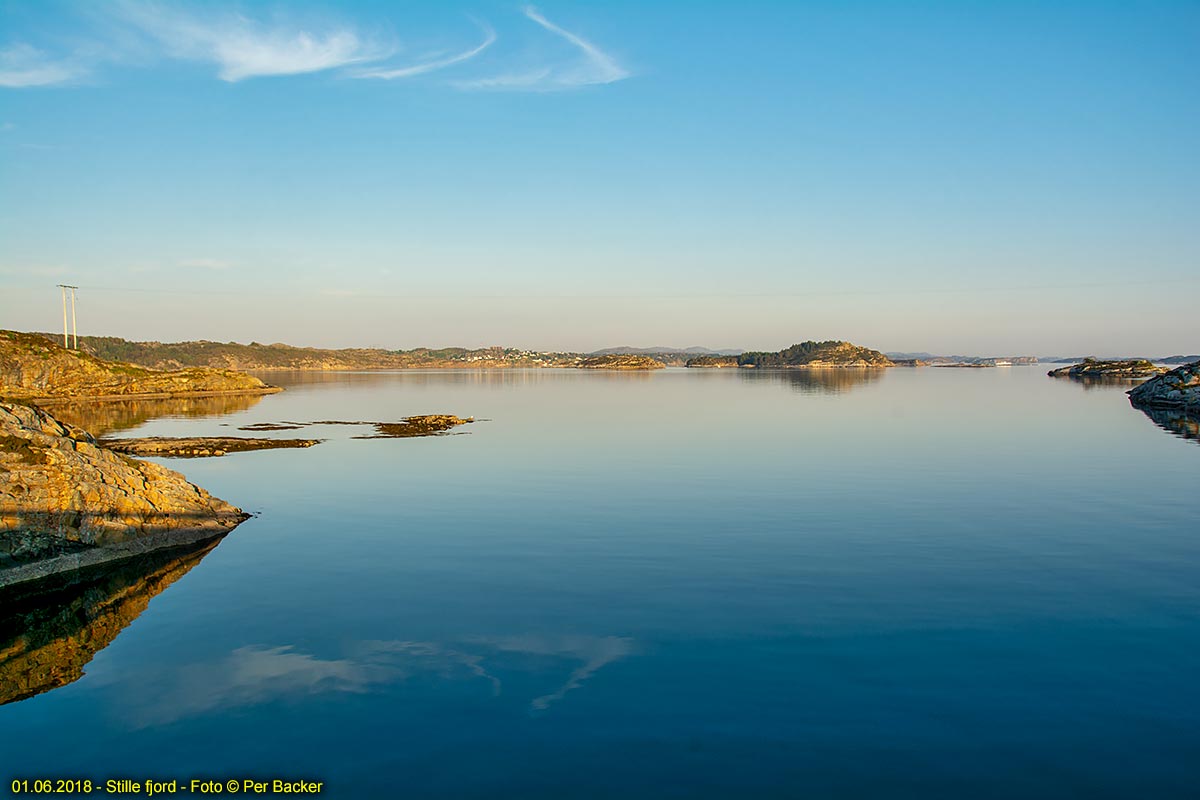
xmin=2 ymin=367 xmax=1198 ymax=798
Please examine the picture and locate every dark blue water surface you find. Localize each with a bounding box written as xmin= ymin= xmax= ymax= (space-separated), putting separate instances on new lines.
xmin=2 ymin=367 xmax=1197 ymax=798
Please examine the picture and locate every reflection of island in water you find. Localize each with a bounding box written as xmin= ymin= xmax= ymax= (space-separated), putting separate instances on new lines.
xmin=738 ymin=368 xmax=885 ymax=394
xmin=0 ymin=539 xmax=223 ymax=705
xmin=1134 ymin=406 xmax=1200 ymax=446
xmin=40 ymin=394 xmax=266 ymax=438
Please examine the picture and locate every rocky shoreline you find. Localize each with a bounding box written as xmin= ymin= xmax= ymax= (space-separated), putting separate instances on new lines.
xmin=1127 ymin=361 xmax=1200 ymax=409
xmin=0 ymin=403 xmax=248 ymax=591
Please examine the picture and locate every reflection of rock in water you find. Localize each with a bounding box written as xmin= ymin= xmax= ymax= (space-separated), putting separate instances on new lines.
xmin=1059 ymin=375 xmax=1151 ymax=392
xmin=0 ymin=539 xmax=222 ymax=705
xmin=41 ymin=394 xmax=266 ymax=438
xmin=1135 ymin=406 xmax=1200 ymax=445
xmin=738 ymin=368 xmax=885 ymax=394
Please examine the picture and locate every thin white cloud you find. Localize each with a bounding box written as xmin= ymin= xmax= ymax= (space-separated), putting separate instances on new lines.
xmin=351 ymin=24 xmax=496 ymax=80
xmin=523 ymin=6 xmax=628 ymax=85
xmin=0 ymin=44 xmax=86 ymax=88
xmin=459 ymin=6 xmax=630 ymax=91
xmin=115 ymin=2 xmax=392 ymax=82
xmin=1 ymin=121 xmax=15 ymax=131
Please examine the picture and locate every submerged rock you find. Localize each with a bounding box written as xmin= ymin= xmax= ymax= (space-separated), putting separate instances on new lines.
xmin=1127 ymin=360 xmax=1200 ymax=409
xmin=0 ymin=403 xmax=247 ymax=590
xmin=353 ymin=415 xmax=474 ymax=438
xmin=102 ymin=436 xmax=321 ymax=458
xmin=1047 ymin=358 xmax=1166 ymax=379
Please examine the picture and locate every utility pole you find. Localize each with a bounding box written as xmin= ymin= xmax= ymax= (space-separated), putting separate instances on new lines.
xmin=70 ymin=286 xmax=78 ymax=349
xmin=57 ymin=284 xmax=78 ymax=348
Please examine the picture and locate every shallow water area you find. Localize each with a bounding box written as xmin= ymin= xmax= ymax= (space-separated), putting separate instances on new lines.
xmin=1 ymin=367 xmax=1197 ymax=798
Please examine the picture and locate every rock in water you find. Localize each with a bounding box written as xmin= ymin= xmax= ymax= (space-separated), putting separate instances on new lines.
xmin=1047 ymin=358 xmax=1166 ymax=379
xmin=0 ymin=402 xmax=248 ymax=589
xmin=1128 ymin=360 xmax=1200 ymax=409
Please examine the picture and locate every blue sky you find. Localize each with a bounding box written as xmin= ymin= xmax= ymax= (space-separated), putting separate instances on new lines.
xmin=1 ymin=0 xmax=1197 ymax=354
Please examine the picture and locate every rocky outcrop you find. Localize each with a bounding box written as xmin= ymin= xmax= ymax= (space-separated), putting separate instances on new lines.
xmin=685 ymin=355 xmax=740 ymax=368
xmin=1128 ymin=360 xmax=1200 ymax=409
xmin=579 ymin=355 xmax=665 ymax=370
xmin=0 ymin=403 xmax=247 ymax=589
xmin=1 ymin=330 xmax=279 ymax=401
xmin=1047 ymin=358 xmax=1167 ymax=379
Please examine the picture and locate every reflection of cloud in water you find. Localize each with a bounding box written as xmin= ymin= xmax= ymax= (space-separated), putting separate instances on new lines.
xmin=124 ymin=645 xmax=386 ymax=727
xmin=118 ymin=635 xmax=633 ymax=727
xmin=481 ymin=635 xmax=634 ymax=711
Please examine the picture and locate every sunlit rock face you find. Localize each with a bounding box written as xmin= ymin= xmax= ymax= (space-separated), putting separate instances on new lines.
xmin=1128 ymin=360 xmax=1200 ymax=409
xmin=0 ymin=539 xmax=221 ymax=705
xmin=0 ymin=402 xmax=247 ymax=588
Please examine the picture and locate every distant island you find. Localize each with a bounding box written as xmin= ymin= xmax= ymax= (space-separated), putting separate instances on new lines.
xmin=737 ymin=341 xmax=894 ymax=368
xmin=579 ymin=355 xmax=665 ymax=370
xmin=888 ymin=352 xmax=1040 ymax=366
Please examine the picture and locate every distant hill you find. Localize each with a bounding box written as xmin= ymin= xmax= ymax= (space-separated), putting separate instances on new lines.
xmin=740 ymin=341 xmax=893 ymax=368
xmin=31 ymin=333 xmax=584 ymax=371
xmin=591 ymin=346 xmax=744 ymax=356
xmin=1161 ymin=355 xmax=1200 ymax=364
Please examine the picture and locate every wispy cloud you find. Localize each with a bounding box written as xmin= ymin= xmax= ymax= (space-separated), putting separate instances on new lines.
xmin=459 ymin=6 xmax=630 ymax=91
xmin=0 ymin=44 xmax=86 ymax=88
xmin=351 ymin=23 xmax=496 ymax=80
xmin=115 ymin=2 xmax=392 ymax=82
